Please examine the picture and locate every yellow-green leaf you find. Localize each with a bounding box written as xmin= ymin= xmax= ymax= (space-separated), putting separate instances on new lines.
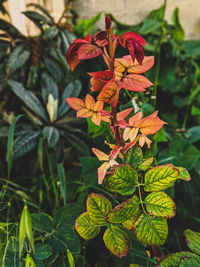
xmin=19 ymin=207 xmax=26 ymax=259
xmin=24 ymin=205 xmax=35 ymax=255
xmin=125 ymin=146 xmax=143 ymax=168
xmin=103 ymin=225 xmax=130 ymax=257
xmin=67 ymin=249 xmax=75 ymax=267
xmin=144 ymin=164 xmax=179 ymax=192
xmin=184 ymin=229 xmax=200 ymax=255
xmin=86 ymin=193 xmax=112 ymax=225
xmin=106 ymin=196 xmax=140 ymax=223
xmin=179 ymin=257 xmax=200 ymax=267
xmin=75 ymin=212 xmax=100 ymax=239
xmin=134 ymin=213 xmax=168 ymax=246
xmin=158 ymin=251 xmax=200 ymax=267
xmin=176 ymin=167 xmax=191 ymax=181
xmin=105 ymin=164 xmax=138 ymax=196
xmin=122 ymin=216 xmax=139 ymax=231
xmin=138 ymin=157 xmax=154 ymax=171
xmin=145 ymin=192 xmax=176 ymax=218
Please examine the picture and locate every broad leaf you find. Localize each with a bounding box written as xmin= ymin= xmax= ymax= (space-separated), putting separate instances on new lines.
xmin=171 ymin=7 xmax=184 ymax=42
xmin=118 ymin=74 xmax=152 ymax=92
xmin=138 ymin=157 xmax=154 ymax=171
xmin=125 ymin=146 xmax=143 ymax=168
xmin=41 ymin=72 xmax=58 ymax=103
xmin=176 ymin=166 xmax=191 ymax=181
xmin=6 ymin=43 xmax=30 ymax=74
xmin=103 ymin=225 xmax=130 ymax=258
xmin=158 ymin=252 xmax=200 ymax=267
xmin=8 ymin=80 xmax=48 ymax=121
xmin=79 ymin=156 xmax=100 ymax=185
xmin=75 ymin=212 xmax=100 ymax=240
xmin=97 ymin=81 xmax=119 ymax=107
xmin=86 ymin=193 xmax=112 ymax=225
xmin=106 ymin=195 xmax=140 ymax=223
xmin=184 ymin=229 xmax=200 ymax=255
xmin=105 ymin=164 xmax=138 ymax=196
xmin=78 ymin=43 xmax=103 ymax=59
xmin=122 ymin=216 xmax=139 ymax=231
xmin=43 ymin=126 xmax=59 ymax=148
xmin=144 ymin=164 xmax=179 ymax=192
xmin=134 ymin=213 xmax=168 ymax=246
xmin=35 ymin=243 xmax=52 ymax=260
xmin=31 ymin=212 xmax=54 ymax=233
xmin=89 ymin=70 xmax=113 ymax=92
xmin=145 ymin=192 xmax=176 ymax=218
xmin=179 ymin=258 xmax=200 ymax=267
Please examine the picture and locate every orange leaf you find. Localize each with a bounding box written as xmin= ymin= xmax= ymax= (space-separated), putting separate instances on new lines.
xmin=98 ymin=162 xmax=110 ymax=184
xmin=78 ymin=43 xmax=103 ymax=59
xmin=114 ymin=56 xmax=132 ymax=73
xmin=129 ymin=111 xmax=143 ymax=126
xmin=85 ymin=94 xmax=95 ymax=110
xmin=117 ymin=108 xmax=133 ymax=121
xmin=93 ymin=101 xmax=104 ymax=112
xmin=127 ymin=56 xmax=154 ymax=74
xmin=92 ymin=112 xmax=101 ymax=126
xmin=97 ymin=81 xmax=119 ymax=107
xmin=92 ymin=148 xmax=109 ymax=161
xmin=66 ymin=97 xmax=85 ymax=111
xmin=118 ymin=74 xmax=153 ymax=91
xmin=77 ymin=109 xmax=93 ymax=118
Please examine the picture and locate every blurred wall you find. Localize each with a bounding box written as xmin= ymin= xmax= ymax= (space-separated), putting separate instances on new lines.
xmin=72 ymin=0 xmax=200 ymax=40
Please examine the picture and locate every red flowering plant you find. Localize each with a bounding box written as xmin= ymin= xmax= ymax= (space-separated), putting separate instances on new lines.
xmin=65 ymin=15 xmax=190 ymax=262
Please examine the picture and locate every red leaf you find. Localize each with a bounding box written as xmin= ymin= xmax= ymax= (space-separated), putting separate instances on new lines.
xmin=97 ymin=81 xmax=120 ymax=107
xmin=118 ymin=74 xmax=153 ymax=91
xmin=66 ymin=42 xmax=82 ymax=72
xmin=117 ymin=108 xmax=133 ymax=121
xmin=66 ymin=97 xmax=85 ymax=111
xmin=127 ymin=56 xmax=154 ymax=74
xmin=94 ymin=31 xmax=108 ymax=47
xmin=120 ymin=32 xmax=146 ymax=47
xmin=88 ymin=70 xmax=114 ymax=92
xmin=78 ymin=43 xmax=103 ymax=59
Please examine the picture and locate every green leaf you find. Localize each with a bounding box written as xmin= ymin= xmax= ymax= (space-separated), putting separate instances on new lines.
xmin=184 ymin=229 xmax=200 ymax=255
xmin=79 ymin=156 xmax=100 ymax=185
xmin=57 ymin=163 xmax=66 ymax=205
xmin=58 ymin=80 xmax=81 ymax=118
xmin=23 ymin=11 xmax=51 ymax=30
xmin=176 ymin=167 xmax=191 ymax=181
xmin=67 ymin=249 xmax=75 ymax=267
xmin=13 ymin=131 xmax=40 ymax=159
xmin=86 ymin=193 xmax=112 ymax=225
xmin=106 ymin=196 xmax=140 ymax=223
xmin=171 ymin=7 xmax=184 ymax=42
xmin=185 ymin=126 xmax=200 ymax=144
xmin=41 ymin=72 xmax=58 ymax=103
xmin=19 ymin=206 xmax=26 ymax=259
xmin=6 ymin=43 xmax=30 ymax=74
xmin=105 ymin=164 xmax=138 ymax=196
xmin=43 ymin=126 xmax=59 ymax=148
xmin=75 ymin=212 xmax=100 ymax=239
xmin=138 ymin=157 xmax=154 ymax=171
xmin=74 ymin=13 xmax=101 ymax=36
xmin=44 ymin=58 xmax=64 ymax=83
xmin=35 ymin=243 xmax=52 ymax=260
xmin=134 ymin=213 xmax=168 ymax=246
xmin=28 ymin=3 xmax=54 ymax=22
xmin=6 ymin=114 xmax=23 ymax=178
xmin=0 ymin=18 xmax=24 ymax=38
xmin=44 ymin=26 xmax=59 ymax=38
xmin=145 ymin=191 xmax=176 ymax=218
xmin=158 ymin=251 xmax=200 ymax=267
xmin=103 ymin=225 xmax=130 ymax=258
xmin=179 ymin=258 xmax=200 ymax=267
xmin=125 ymin=146 xmax=143 ymax=168
xmin=122 ymin=217 xmax=138 ymax=231
xmin=144 ymin=164 xmax=179 ymax=192
xmin=147 ymin=4 xmax=166 ymax=20
xmin=24 ymin=205 xmax=35 ymax=255
xmin=31 ymin=212 xmax=54 ymax=233
xmin=8 ymin=80 xmax=48 ymax=121
xmin=169 ymin=134 xmax=200 ymax=170
xmin=139 ymin=19 xmax=161 ymax=35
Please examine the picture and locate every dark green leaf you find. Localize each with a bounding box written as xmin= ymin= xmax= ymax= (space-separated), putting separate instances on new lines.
xmin=43 ymin=126 xmax=59 ymax=148
xmin=8 ymin=80 xmax=48 ymax=121
xmin=57 ymin=163 xmax=66 ymax=205
xmin=41 ymin=72 xmax=58 ymax=103
xmin=31 ymin=212 xmax=54 ymax=233
xmin=0 ymin=18 xmax=24 ymax=39
xmin=79 ymin=156 xmax=100 ymax=185
xmin=185 ymin=126 xmax=200 ymax=144
xmin=171 ymin=7 xmax=184 ymax=41
xmin=35 ymin=243 xmax=53 ymax=260
xmin=125 ymin=146 xmax=143 ymax=168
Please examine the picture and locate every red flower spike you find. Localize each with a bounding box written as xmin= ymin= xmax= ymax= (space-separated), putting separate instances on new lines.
xmin=120 ymin=32 xmax=146 ymax=65
xmin=105 ymin=15 xmax=112 ymax=30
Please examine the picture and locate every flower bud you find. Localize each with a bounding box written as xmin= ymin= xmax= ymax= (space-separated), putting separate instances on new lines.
xmin=105 ymin=15 xmax=112 ymax=30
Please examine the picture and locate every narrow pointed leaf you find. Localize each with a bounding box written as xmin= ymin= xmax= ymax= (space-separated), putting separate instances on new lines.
xmin=43 ymin=126 xmax=59 ymax=148
xmin=57 ymin=163 xmax=67 ymax=205
xmin=184 ymin=229 xmax=200 ymax=255
xmin=106 ymin=195 xmax=140 ymax=223
xmin=86 ymin=193 xmax=112 ymax=225
xmin=144 ymin=164 xmax=179 ymax=192
xmin=92 ymin=148 xmax=109 ymax=161
xmin=75 ymin=212 xmax=100 ymax=240
xmin=105 ymin=164 xmax=138 ymax=196
xmin=134 ymin=213 xmax=168 ymax=246
xmin=19 ymin=207 xmax=26 ymax=259
xmin=117 ymin=108 xmax=133 ymax=121
xmin=145 ymin=192 xmax=176 ymax=218
xmin=103 ymin=225 xmax=130 ymax=258
xmin=24 ymin=205 xmax=35 ymax=255
xmin=67 ymin=249 xmax=75 ymax=267
xmin=176 ymin=167 xmax=191 ymax=181
xmin=78 ymin=43 xmax=103 ymax=59
xmin=158 ymin=252 xmax=200 ymax=267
